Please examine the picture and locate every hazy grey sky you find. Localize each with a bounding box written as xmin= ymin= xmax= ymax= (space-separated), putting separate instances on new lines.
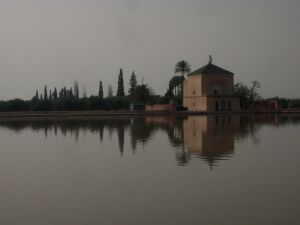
xmin=0 ymin=0 xmax=299 ymax=99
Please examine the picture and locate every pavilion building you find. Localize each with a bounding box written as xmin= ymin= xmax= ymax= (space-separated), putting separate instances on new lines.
xmin=183 ymin=57 xmax=240 ymax=112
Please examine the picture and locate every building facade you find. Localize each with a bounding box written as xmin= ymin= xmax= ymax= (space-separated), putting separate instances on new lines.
xmin=183 ymin=58 xmax=240 ymax=112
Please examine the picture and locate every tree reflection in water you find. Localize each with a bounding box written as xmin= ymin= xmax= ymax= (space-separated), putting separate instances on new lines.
xmin=0 ymin=114 xmax=299 ymax=168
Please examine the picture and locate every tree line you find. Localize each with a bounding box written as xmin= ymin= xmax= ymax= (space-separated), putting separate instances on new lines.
xmin=0 ymin=69 xmax=167 ymax=112
xmin=0 ymin=60 xmax=294 ymax=112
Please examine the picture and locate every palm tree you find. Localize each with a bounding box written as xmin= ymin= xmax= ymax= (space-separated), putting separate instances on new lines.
xmin=169 ymin=76 xmax=177 ymax=95
xmin=175 ymin=60 xmax=191 ymax=77
xmin=176 ymin=75 xmax=185 ymax=88
xmin=174 ymin=60 xmax=191 ymax=97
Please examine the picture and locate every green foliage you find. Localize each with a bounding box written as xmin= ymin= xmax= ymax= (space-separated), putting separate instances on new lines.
xmin=88 ymin=96 xmax=105 ymax=110
xmin=234 ymin=80 xmax=261 ymax=109
xmin=117 ymin=68 xmax=125 ymax=97
xmin=128 ymin=71 xmax=137 ymax=97
xmin=104 ymin=96 xmax=130 ymax=110
xmin=132 ymin=83 xmax=155 ymax=104
xmin=82 ymin=85 xmax=87 ymax=98
xmin=35 ymin=90 xmax=39 ymax=100
xmin=155 ymin=96 xmax=172 ymax=104
xmin=0 ymin=72 xmax=157 ymax=112
xmin=69 ymin=88 xmax=73 ymax=97
xmin=164 ymin=60 xmax=191 ymax=105
xmin=53 ymin=88 xmax=58 ymax=100
xmin=234 ymin=82 xmax=250 ymax=109
xmin=49 ymin=90 xmax=52 ymax=100
xmin=107 ymin=85 xmax=113 ymax=98
xmin=33 ymin=99 xmax=53 ymax=111
xmin=166 ymin=75 xmax=185 ymax=97
xmin=0 ymin=99 xmax=31 ymax=111
xmin=249 ymin=80 xmax=261 ymax=103
xmin=74 ymin=81 xmax=79 ymax=98
xmin=44 ymin=85 xmax=48 ymax=100
xmin=175 ymin=60 xmax=191 ymax=77
xmin=54 ymin=97 xmax=86 ymax=111
xmin=98 ymin=81 xmax=104 ymax=99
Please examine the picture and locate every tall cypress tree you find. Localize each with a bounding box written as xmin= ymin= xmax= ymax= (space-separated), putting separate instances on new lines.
xmin=49 ymin=90 xmax=52 ymax=100
xmin=63 ymin=87 xmax=67 ymax=97
xmin=99 ymin=81 xmax=104 ymax=99
xmin=44 ymin=85 xmax=48 ymax=100
xmin=117 ymin=69 xmax=125 ymax=97
xmin=128 ymin=71 xmax=137 ymax=97
xmin=53 ymin=88 xmax=58 ymax=100
xmin=74 ymin=80 xmax=79 ymax=98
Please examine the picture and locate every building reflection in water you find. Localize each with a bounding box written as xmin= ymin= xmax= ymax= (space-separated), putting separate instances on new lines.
xmin=182 ymin=116 xmax=237 ymax=168
xmin=0 ymin=114 xmax=299 ymax=167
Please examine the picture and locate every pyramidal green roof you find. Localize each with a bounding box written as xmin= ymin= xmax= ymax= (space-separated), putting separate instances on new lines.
xmin=188 ymin=63 xmax=234 ymax=76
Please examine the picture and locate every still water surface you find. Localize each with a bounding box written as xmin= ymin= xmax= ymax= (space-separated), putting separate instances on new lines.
xmin=0 ymin=115 xmax=299 ymax=225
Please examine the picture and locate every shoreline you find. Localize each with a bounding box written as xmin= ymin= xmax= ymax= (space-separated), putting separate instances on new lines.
xmin=0 ymin=110 xmax=300 ymax=118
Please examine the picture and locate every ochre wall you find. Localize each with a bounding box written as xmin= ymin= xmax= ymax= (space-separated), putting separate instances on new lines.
xmin=183 ymin=73 xmax=240 ymax=112
xmin=201 ymin=74 xmax=234 ymax=95
xmin=184 ymin=75 xmax=202 ymax=97
xmin=183 ymin=76 xmax=206 ymax=111
xmin=183 ymin=96 xmax=208 ymax=111
xmin=183 ymin=74 xmax=234 ymax=97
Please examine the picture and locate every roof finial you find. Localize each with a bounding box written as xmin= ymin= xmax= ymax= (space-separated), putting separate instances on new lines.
xmin=209 ymin=55 xmax=213 ymax=64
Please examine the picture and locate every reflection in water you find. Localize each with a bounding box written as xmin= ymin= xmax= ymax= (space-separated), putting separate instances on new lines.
xmin=0 ymin=114 xmax=299 ymax=168
xmin=182 ymin=116 xmax=236 ymax=168
xmin=181 ymin=114 xmax=300 ymax=167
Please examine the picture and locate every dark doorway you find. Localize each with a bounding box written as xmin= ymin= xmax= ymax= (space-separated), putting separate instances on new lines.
xmin=215 ymin=101 xmax=219 ymax=111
